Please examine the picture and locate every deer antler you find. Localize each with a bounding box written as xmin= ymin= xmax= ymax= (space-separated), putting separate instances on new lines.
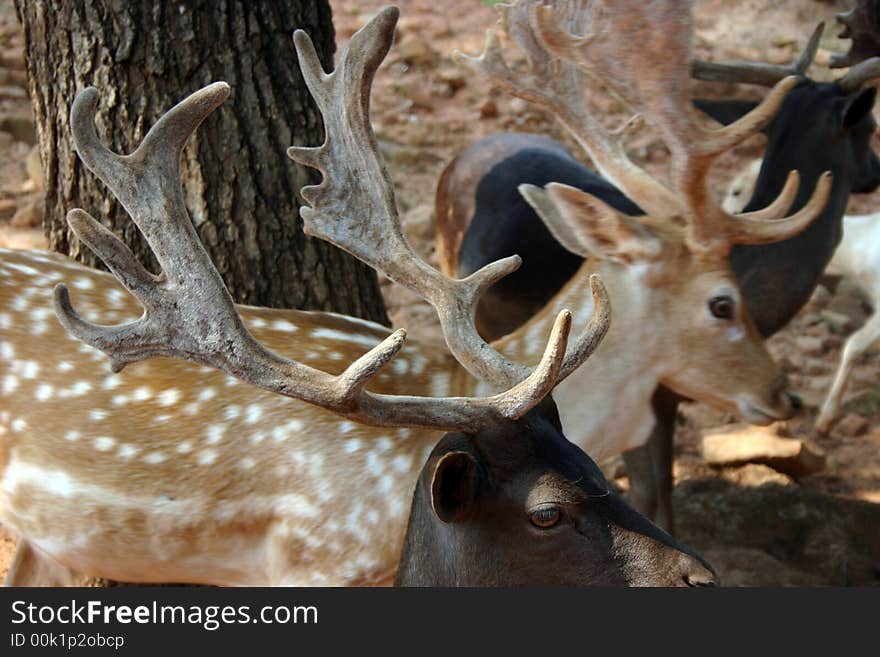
xmin=691 ymin=22 xmax=824 ymax=86
xmin=288 ymin=6 xmax=608 ymax=388
xmin=459 ymin=0 xmax=831 ymax=254
xmin=54 ymin=7 xmax=609 ymax=433
xmin=830 ymin=0 xmax=880 ymax=68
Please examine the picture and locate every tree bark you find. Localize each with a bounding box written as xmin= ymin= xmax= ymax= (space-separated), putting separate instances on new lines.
xmin=14 ymin=0 xmax=390 ymax=324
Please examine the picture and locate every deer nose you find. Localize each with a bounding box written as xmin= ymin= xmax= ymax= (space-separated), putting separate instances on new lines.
xmin=682 ymin=560 xmax=719 ymax=588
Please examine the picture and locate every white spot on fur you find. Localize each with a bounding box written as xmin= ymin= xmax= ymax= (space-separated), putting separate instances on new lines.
xmin=271 ymin=319 xmax=298 ymax=332
xmin=286 ymin=419 xmax=304 ymax=433
xmin=205 ymin=425 xmax=225 ymax=445
xmin=144 ymin=452 xmax=167 ymax=464
xmin=376 ymin=437 xmax=393 ymax=452
xmin=177 ymin=441 xmax=193 ymax=454
xmin=112 ymin=394 xmax=129 ymax=406
xmin=57 ymin=361 xmax=73 ymax=373
xmin=102 ymin=375 xmax=122 ymax=390
xmin=0 ymin=313 xmax=10 ymax=330
xmin=64 ymin=430 xmax=80 ymax=442
xmin=248 ymin=317 xmax=267 ymax=329
xmin=311 ymin=328 xmax=381 ymax=348
xmin=73 ymin=276 xmax=94 ymax=290
xmin=224 ymin=405 xmax=241 ymax=420
xmin=157 ymin=388 xmax=181 ymax=406
xmin=198 ymin=449 xmax=217 ymax=466
xmin=21 ymin=361 xmax=39 ymax=379
xmin=392 ymin=453 xmax=413 ymax=473
xmin=240 ymin=457 xmax=256 ymax=470
xmin=431 ymin=373 xmax=450 ymax=397
xmin=2 ymin=375 xmax=18 ymax=394
xmin=90 ymin=409 xmax=108 ymax=421
xmin=245 ymin=404 xmax=263 ymax=424
xmin=117 ymin=444 xmax=138 ymax=460
xmin=35 ymin=383 xmax=54 ymax=401
xmin=345 ymin=439 xmax=362 ymax=453
xmin=0 ymin=341 xmax=14 ymax=360
xmin=132 ymin=386 xmax=152 ymax=402
xmin=198 ymin=388 xmax=216 ymax=401
xmin=339 ymin=421 xmax=355 ymax=434
xmin=271 ymin=426 xmax=288 ymax=443
xmin=250 ymin=431 xmax=266 ymax=445
xmin=94 ymin=436 xmax=115 ymax=451
xmin=11 ymin=418 xmax=27 ymax=432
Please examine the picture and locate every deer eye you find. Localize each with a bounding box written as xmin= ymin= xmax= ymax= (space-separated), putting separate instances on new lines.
xmin=708 ymin=295 xmax=735 ymax=320
xmin=529 ymin=505 xmax=562 ymax=529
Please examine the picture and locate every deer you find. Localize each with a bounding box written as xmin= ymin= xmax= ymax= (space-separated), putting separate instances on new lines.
xmin=0 ymin=6 xmax=726 ymax=587
xmin=437 ymin=0 xmax=880 ymax=532
xmin=724 ymin=158 xmax=880 ymax=436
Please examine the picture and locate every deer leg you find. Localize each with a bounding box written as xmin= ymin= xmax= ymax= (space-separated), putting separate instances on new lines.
xmin=817 ymin=312 xmax=880 ymax=434
xmin=622 ymin=387 xmax=680 ymax=535
xmin=4 ymin=540 xmax=84 ymax=587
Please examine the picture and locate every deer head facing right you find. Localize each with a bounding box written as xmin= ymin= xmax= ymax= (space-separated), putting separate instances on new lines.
xmin=397 ymin=397 xmax=715 ymax=586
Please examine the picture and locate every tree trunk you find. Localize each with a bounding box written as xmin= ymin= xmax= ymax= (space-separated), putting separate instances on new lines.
xmin=14 ymin=0 xmax=389 ymax=324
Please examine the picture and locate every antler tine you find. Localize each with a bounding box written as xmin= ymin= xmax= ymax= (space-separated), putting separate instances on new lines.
xmin=53 ymin=19 xmax=606 ymax=432
xmin=454 ymin=1 xmax=682 ymax=220
xmin=288 ymin=5 xmax=610 ymax=393
xmin=837 ymin=56 xmax=880 ymax=91
xmin=528 ymin=0 xmax=828 ymax=253
xmin=691 ymin=22 xmax=824 ymax=86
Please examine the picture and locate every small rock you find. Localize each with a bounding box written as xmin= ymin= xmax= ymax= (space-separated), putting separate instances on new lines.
xmin=393 ymin=36 xmax=439 ymax=67
xmin=809 ymin=284 xmax=831 ymax=307
xmin=720 ymin=463 xmax=795 ymax=487
xmin=479 ymin=98 xmax=498 ymax=119
xmin=0 ymin=198 xmax=16 ymax=221
xmin=0 ymin=115 xmax=35 ymax=145
xmin=794 ymin=335 xmax=825 ymax=356
xmin=834 ymin=412 xmax=869 ymax=438
xmin=509 ymin=98 xmax=529 ymax=115
xmin=820 ymin=309 xmax=852 ymax=334
xmin=702 ymin=423 xmax=826 ymax=478
xmin=11 ymin=199 xmax=41 ymax=228
xmin=25 ymin=145 xmax=42 ymax=192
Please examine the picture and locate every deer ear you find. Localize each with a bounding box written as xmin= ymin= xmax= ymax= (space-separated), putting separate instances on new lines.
xmin=841 ymin=86 xmax=876 ymax=129
xmin=430 ymin=450 xmax=479 ymax=523
xmin=519 ymin=183 xmax=662 ymax=264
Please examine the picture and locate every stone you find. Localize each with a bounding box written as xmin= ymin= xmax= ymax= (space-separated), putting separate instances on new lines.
xmin=701 ymin=423 xmax=826 ymax=477
xmin=809 ymin=284 xmax=831 ymax=307
xmin=11 ymin=199 xmax=41 ymax=228
xmin=0 ymin=198 xmax=16 ymax=221
xmin=834 ymin=412 xmax=869 ymax=438
xmin=393 ymin=36 xmax=439 ymax=67
xmin=0 ymin=114 xmax=35 ymax=145
xmin=479 ymin=98 xmax=498 ymax=119
xmin=821 ymin=309 xmax=852 ymax=334
xmin=794 ymin=335 xmax=825 ymax=356
xmin=719 ymin=463 xmax=795 ymax=487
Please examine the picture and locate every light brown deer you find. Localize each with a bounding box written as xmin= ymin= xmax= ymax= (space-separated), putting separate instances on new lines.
xmin=0 ymin=7 xmax=615 ymax=587
xmin=442 ymin=0 xmax=832 ymax=459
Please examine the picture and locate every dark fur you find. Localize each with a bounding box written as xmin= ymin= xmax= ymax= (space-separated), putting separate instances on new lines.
xmin=395 ymin=399 xmax=715 ymax=586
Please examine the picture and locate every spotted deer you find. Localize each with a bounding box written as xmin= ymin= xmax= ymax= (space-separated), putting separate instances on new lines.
xmin=0 ymin=6 xmax=725 ymax=587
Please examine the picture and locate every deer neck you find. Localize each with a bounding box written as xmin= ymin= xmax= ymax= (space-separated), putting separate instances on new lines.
xmin=489 ymin=259 xmax=667 ymax=461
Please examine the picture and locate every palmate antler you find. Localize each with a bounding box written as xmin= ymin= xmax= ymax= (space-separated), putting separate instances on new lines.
xmin=54 ymin=6 xmax=610 ymax=434
xmin=457 ymin=0 xmax=832 ymax=254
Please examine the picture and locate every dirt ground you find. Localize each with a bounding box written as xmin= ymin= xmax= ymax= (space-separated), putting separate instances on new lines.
xmin=1 ymin=0 xmax=879 ymax=585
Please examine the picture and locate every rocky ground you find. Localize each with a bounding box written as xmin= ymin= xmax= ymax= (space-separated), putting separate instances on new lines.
xmin=0 ymin=0 xmax=878 ymax=586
